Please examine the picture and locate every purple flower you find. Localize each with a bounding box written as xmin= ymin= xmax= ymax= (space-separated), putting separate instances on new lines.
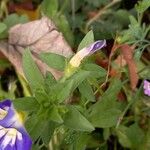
xmin=69 ymin=40 xmax=106 ymax=67
xmin=0 ymin=100 xmax=32 ymax=150
xmin=143 ymin=80 xmax=150 ymax=96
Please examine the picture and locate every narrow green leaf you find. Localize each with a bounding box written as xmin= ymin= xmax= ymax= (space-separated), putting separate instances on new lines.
xmin=23 ymin=49 xmax=44 ymax=90
xmin=40 ymin=52 xmax=66 ymax=71
xmin=57 ymin=80 xmax=74 ymax=103
xmin=49 ymin=106 xmax=63 ymax=123
xmin=116 ymin=125 xmax=132 ymax=148
xmin=91 ymin=109 xmax=121 ymax=128
xmin=25 ymin=115 xmax=46 ymax=141
xmin=77 ymin=30 xmax=94 ymax=51
xmin=34 ymin=89 xmax=49 ymax=104
xmin=54 ymin=15 xmax=74 ymax=46
xmin=41 ymin=0 xmax=58 ymax=17
xmin=83 ymin=63 xmax=106 ymax=78
xmin=57 ymin=70 xmax=91 ymax=103
xmin=135 ymin=0 xmax=150 ymax=13
xmin=126 ymin=123 xmax=145 ymax=148
xmin=13 ymin=97 xmax=40 ymax=111
xmin=89 ymin=79 xmax=122 ymax=128
xmin=64 ymin=106 xmax=95 ymax=132
xmin=78 ymin=80 xmax=95 ymax=102
xmin=41 ymin=121 xmax=56 ymax=145
xmin=0 ymin=23 xmax=7 ymax=34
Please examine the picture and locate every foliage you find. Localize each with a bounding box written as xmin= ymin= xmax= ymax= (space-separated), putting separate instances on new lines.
xmin=0 ymin=0 xmax=150 ymax=150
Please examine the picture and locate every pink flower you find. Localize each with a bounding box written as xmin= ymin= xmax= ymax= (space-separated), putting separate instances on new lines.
xmin=143 ymin=80 xmax=150 ymax=96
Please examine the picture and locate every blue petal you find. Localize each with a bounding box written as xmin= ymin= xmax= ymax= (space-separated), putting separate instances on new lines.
xmin=16 ymin=132 xmax=32 ymax=150
xmin=87 ymin=40 xmax=106 ymax=54
xmin=0 ymin=100 xmax=15 ymax=127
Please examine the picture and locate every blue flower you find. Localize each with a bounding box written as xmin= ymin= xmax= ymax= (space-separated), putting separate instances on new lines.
xmin=0 ymin=100 xmax=32 ymax=150
xmin=69 ymin=40 xmax=106 ymax=67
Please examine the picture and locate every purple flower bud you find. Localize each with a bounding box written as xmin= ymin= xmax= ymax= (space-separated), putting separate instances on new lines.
xmin=143 ymin=80 xmax=150 ymax=96
xmin=69 ymin=40 xmax=106 ymax=67
xmin=87 ymin=40 xmax=107 ymax=54
xmin=0 ymin=100 xmax=32 ymax=150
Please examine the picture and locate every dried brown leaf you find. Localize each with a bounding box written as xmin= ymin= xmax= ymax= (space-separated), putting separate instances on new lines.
xmin=0 ymin=17 xmax=73 ymax=79
xmin=120 ymin=44 xmax=139 ymax=90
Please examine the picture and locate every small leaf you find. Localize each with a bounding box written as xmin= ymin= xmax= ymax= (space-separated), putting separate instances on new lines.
xmin=77 ymin=30 xmax=94 ymax=51
xmin=116 ymin=125 xmax=132 ymax=148
xmin=83 ymin=63 xmax=106 ymax=78
xmin=34 ymin=89 xmax=49 ymax=104
xmin=126 ymin=123 xmax=145 ymax=148
xmin=49 ymin=106 xmax=63 ymax=123
xmin=135 ymin=0 xmax=150 ymax=13
xmin=78 ymin=80 xmax=95 ymax=102
xmin=41 ymin=0 xmax=58 ymax=17
xmin=25 ymin=115 xmax=45 ymax=141
xmin=91 ymin=109 xmax=121 ymax=128
xmin=103 ymin=128 xmax=110 ymax=140
xmin=41 ymin=121 xmax=56 ymax=145
xmin=57 ymin=70 xmax=91 ymax=103
xmin=0 ymin=14 xmax=28 ymax=38
xmin=23 ymin=49 xmax=44 ymax=91
xmin=40 ymin=52 xmax=66 ymax=71
xmin=64 ymin=106 xmax=95 ymax=132
xmin=57 ymin=80 xmax=74 ymax=103
xmin=0 ymin=23 xmax=7 ymax=34
xmin=89 ymin=79 xmax=122 ymax=128
xmin=14 ymin=97 xmax=40 ymax=111
xmin=74 ymin=133 xmax=90 ymax=150
xmin=54 ymin=15 xmax=74 ymax=46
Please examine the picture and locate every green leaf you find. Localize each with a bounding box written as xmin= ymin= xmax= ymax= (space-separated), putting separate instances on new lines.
xmin=41 ymin=121 xmax=56 ymax=145
xmin=13 ymin=97 xmax=40 ymax=111
xmin=135 ymin=0 xmax=150 ymax=13
xmin=103 ymin=128 xmax=110 ymax=140
xmin=116 ymin=124 xmax=145 ymax=149
xmin=34 ymin=88 xmax=49 ymax=104
xmin=49 ymin=105 xmax=63 ymax=123
xmin=78 ymin=80 xmax=95 ymax=102
xmin=25 ymin=115 xmax=46 ymax=141
xmin=82 ymin=63 xmax=106 ymax=78
xmin=73 ymin=133 xmax=90 ymax=150
xmin=116 ymin=125 xmax=132 ymax=148
xmin=0 ymin=14 xmax=28 ymax=39
xmin=90 ymin=109 xmax=121 ymax=128
xmin=64 ymin=106 xmax=95 ymax=132
xmin=45 ymin=72 xmax=56 ymax=86
xmin=44 ymin=72 xmax=57 ymax=93
xmin=57 ymin=80 xmax=74 ymax=103
xmin=40 ymin=52 xmax=66 ymax=71
xmin=89 ymin=79 xmax=122 ymax=128
xmin=57 ymin=70 xmax=91 ymax=103
xmin=0 ymin=23 xmax=7 ymax=34
xmin=77 ymin=30 xmax=94 ymax=51
xmin=126 ymin=123 xmax=145 ymax=148
xmin=3 ymin=14 xmax=28 ymax=28
xmin=139 ymin=125 xmax=150 ymax=150
xmin=41 ymin=0 xmax=58 ymax=17
xmin=0 ymin=59 xmax=10 ymax=68
xmin=55 ymin=15 xmax=74 ymax=46
xmin=23 ymin=49 xmax=44 ymax=91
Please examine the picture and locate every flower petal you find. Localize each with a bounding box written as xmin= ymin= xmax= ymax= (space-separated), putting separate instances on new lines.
xmin=0 ymin=100 xmax=32 ymax=149
xmin=69 ymin=40 xmax=106 ymax=67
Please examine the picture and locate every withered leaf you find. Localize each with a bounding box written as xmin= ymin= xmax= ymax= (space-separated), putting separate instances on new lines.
xmin=0 ymin=17 xmax=73 ymax=79
xmin=120 ymin=44 xmax=139 ymax=90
